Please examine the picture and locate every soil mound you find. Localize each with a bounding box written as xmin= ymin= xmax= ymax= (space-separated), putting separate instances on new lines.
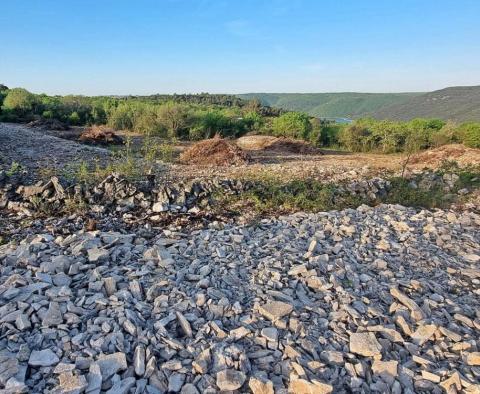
xmin=410 ymin=144 xmax=480 ymax=166
xmin=79 ymin=125 xmax=124 ymax=145
xmin=27 ymin=118 xmax=70 ymax=131
xmin=236 ymin=135 xmax=322 ymax=154
xmin=179 ymin=138 xmax=250 ymax=166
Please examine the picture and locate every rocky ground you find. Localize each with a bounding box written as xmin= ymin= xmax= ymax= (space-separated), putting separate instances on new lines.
xmin=0 ymin=204 xmax=479 ymax=393
xmin=0 ymin=123 xmax=401 ymax=184
xmin=1 ymin=123 xmax=480 ymax=393
xmin=0 ymin=124 xmax=110 ymax=181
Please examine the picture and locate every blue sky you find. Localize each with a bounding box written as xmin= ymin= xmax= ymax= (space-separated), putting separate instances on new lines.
xmin=1 ymin=0 xmax=479 ymax=94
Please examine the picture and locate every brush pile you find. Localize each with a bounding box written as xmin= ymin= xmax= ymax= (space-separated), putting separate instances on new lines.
xmin=79 ymin=125 xmax=124 ymax=145
xmin=179 ymin=137 xmax=250 ymax=166
xmin=236 ymin=135 xmax=322 ymax=154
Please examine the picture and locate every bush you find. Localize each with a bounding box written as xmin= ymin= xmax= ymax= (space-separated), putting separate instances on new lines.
xmin=339 ymin=124 xmax=373 ymax=152
xmin=42 ymin=110 xmax=54 ymax=119
xmin=2 ymin=88 xmax=39 ymax=116
xmin=107 ymin=103 xmax=135 ymax=130
xmin=271 ymin=112 xmax=312 ymax=139
xmin=431 ymin=121 xmax=460 ymax=147
xmin=459 ymin=122 xmax=480 ymax=148
xmin=68 ymin=111 xmax=80 ymax=125
xmin=192 ymin=110 xmax=246 ymax=139
xmin=243 ymin=111 xmax=264 ymax=131
xmin=156 ymin=102 xmax=191 ymax=137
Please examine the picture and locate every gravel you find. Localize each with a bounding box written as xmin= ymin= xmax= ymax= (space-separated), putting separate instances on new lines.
xmin=0 ymin=203 xmax=479 ymax=392
xmin=0 ymin=123 xmax=109 ymax=180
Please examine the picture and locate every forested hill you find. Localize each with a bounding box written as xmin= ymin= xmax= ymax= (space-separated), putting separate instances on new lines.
xmin=367 ymin=86 xmax=480 ymax=122
xmin=237 ymin=92 xmax=422 ymax=119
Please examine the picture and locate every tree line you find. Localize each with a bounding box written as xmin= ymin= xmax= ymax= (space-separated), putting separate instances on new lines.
xmin=1 ymin=84 xmax=478 ymax=150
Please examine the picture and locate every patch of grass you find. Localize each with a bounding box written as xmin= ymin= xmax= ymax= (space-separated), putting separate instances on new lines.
xmin=217 ymin=162 xmax=480 ymax=216
xmin=69 ymin=136 xmax=177 ymax=185
xmin=217 ymin=178 xmax=367 ymax=215
xmin=383 ymin=177 xmax=449 ymax=208
xmin=6 ymin=161 xmax=23 ymax=176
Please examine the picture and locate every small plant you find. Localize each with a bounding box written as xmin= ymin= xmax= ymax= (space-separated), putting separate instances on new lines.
xmin=6 ymin=161 xmax=23 ymax=176
xmin=76 ymin=161 xmax=90 ymax=183
xmin=64 ymin=197 xmax=88 ymax=214
xmin=158 ymin=138 xmax=176 ymax=162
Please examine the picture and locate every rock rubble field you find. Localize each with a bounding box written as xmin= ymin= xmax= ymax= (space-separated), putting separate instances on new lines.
xmin=1 ymin=204 xmax=479 ymax=393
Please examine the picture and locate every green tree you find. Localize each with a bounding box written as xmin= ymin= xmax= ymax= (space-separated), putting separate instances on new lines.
xmin=243 ymin=111 xmax=264 ymax=131
xmin=156 ymin=102 xmax=191 ymax=137
xmin=459 ymin=122 xmax=480 ymax=148
xmin=2 ymin=88 xmax=39 ymax=116
xmin=339 ymin=124 xmax=373 ymax=152
xmin=271 ymin=112 xmax=312 ymax=139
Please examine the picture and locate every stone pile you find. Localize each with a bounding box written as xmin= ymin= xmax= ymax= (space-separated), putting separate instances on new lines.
xmin=338 ymin=178 xmax=391 ymax=201
xmin=0 ymin=173 xmax=252 ymax=217
xmin=0 ymin=204 xmax=479 ymax=393
xmin=0 ymin=172 xmax=398 ymax=219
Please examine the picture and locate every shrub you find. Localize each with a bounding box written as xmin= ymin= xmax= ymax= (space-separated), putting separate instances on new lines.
xmin=339 ymin=124 xmax=373 ymax=152
xmin=193 ymin=110 xmax=246 ymax=139
xmin=243 ymin=111 xmax=264 ymax=131
xmin=459 ymin=122 xmax=480 ymax=148
xmin=431 ymin=121 xmax=460 ymax=147
xmin=107 ymin=103 xmax=135 ymax=130
xmin=156 ymin=102 xmax=191 ymax=137
xmin=272 ymin=112 xmax=312 ymax=139
xmin=2 ymin=88 xmax=39 ymax=116
xmin=68 ymin=112 xmax=80 ymax=125
xmin=42 ymin=110 xmax=54 ymax=119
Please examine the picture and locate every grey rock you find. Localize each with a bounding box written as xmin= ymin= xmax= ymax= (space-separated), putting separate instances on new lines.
xmin=28 ymin=349 xmax=60 ymax=367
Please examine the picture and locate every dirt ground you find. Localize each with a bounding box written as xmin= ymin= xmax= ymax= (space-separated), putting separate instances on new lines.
xmin=0 ymin=123 xmax=111 ymax=181
xmin=2 ymin=123 xmax=478 ymax=184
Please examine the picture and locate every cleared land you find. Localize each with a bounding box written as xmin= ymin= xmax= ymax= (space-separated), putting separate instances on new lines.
xmin=0 ymin=123 xmax=479 ymax=393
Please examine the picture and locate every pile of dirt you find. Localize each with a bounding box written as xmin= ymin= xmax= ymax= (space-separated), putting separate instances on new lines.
xmin=236 ymin=135 xmax=322 ymax=154
xmin=79 ymin=125 xmax=124 ymax=145
xmin=410 ymin=144 xmax=480 ymax=166
xmin=179 ymin=138 xmax=250 ymax=166
xmin=27 ymin=118 xmax=70 ymax=131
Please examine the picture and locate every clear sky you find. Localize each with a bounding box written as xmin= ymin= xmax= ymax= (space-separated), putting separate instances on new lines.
xmin=1 ymin=0 xmax=479 ymax=95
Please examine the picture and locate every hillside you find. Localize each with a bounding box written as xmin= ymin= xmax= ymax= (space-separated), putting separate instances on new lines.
xmin=368 ymin=85 xmax=480 ymax=122
xmin=238 ymin=92 xmax=422 ymax=119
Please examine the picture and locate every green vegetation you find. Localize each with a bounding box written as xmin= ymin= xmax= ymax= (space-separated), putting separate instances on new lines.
xmin=0 ymin=86 xmax=281 ymax=139
xmin=1 ymin=85 xmax=479 ymax=154
xmin=218 ymin=163 xmax=480 ymax=215
xmin=458 ymin=122 xmax=480 ymax=148
xmin=339 ymin=118 xmax=480 ymax=152
xmin=238 ymin=92 xmax=422 ymax=119
xmin=369 ymin=86 xmax=480 ymax=123
xmin=240 ymin=87 xmax=480 ymax=123
xmin=218 ymin=178 xmax=364 ymax=214
xmin=2 ymin=88 xmax=39 ymax=118
xmin=271 ymin=112 xmax=312 ymax=139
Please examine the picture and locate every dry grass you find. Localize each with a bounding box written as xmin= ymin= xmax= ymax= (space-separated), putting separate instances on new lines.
xmin=410 ymin=144 xmax=480 ymax=166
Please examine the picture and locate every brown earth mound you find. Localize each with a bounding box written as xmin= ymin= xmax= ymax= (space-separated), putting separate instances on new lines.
xmin=79 ymin=125 xmax=124 ymax=145
xmin=410 ymin=144 xmax=480 ymax=166
xmin=28 ymin=118 xmax=70 ymax=131
xmin=179 ymin=138 xmax=250 ymax=166
xmin=236 ymin=135 xmax=322 ymax=155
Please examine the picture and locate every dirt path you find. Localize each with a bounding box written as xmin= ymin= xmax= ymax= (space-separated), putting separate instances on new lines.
xmin=0 ymin=123 xmax=110 ymax=180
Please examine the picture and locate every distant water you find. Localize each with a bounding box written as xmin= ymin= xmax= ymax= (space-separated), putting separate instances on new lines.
xmin=322 ymin=117 xmax=353 ymax=124
xmin=335 ymin=117 xmax=353 ymax=124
